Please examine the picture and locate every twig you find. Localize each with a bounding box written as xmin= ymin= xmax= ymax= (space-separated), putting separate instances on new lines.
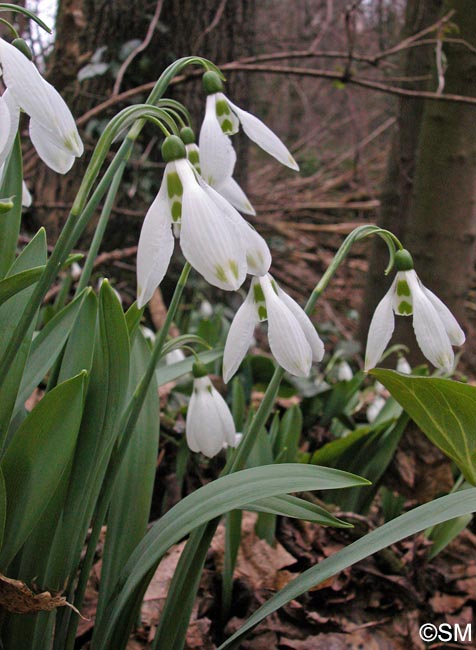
xmin=112 ymin=0 xmax=164 ymax=96
xmin=192 ymin=0 xmax=228 ymax=52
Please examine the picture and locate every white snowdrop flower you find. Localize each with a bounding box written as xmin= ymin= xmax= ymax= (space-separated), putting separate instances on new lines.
xmin=366 ymin=395 xmax=386 ymax=423
xmin=196 ymin=104 xmax=256 ymax=216
xmin=223 ymin=273 xmax=324 ymax=382
xmin=365 ymin=249 xmax=465 ymax=374
xmin=0 ymin=38 xmax=83 ymax=174
xmin=336 ymin=360 xmax=353 ymax=382
xmin=200 ymin=71 xmax=299 ymax=175
xmin=141 ymin=326 xmax=156 ymax=343
xmin=199 ymin=300 xmax=213 ymax=319
xmin=186 ymin=363 xmax=237 ymax=458
xmin=165 ymin=348 xmax=186 ymax=365
xmin=223 ymin=432 xmax=242 ymax=450
xmin=137 ymin=136 xmax=271 ymax=308
xmin=70 ymin=262 xmax=82 ymax=281
xmin=396 ymin=355 xmax=412 ymax=374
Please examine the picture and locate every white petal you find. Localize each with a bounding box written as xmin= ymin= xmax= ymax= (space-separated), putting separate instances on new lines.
xmin=0 ymin=96 xmax=10 ymax=160
xmin=201 ymin=183 xmax=270 ymax=276
xmin=136 ymin=178 xmax=174 ymax=308
xmin=177 ymin=160 xmax=246 ymax=290
xmin=406 ymin=270 xmax=455 ymax=372
xmin=199 ymin=95 xmax=236 ymax=186
xmin=223 ymin=290 xmax=258 ymax=383
xmin=0 ymin=38 xmax=83 ymax=158
xmin=260 ymin=275 xmax=312 ymax=376
xmin=277 ymin=286 xmax=325 ymax=362
xmin=226 ymin=97 xmax=299 ymax=171
xmin=215 ymin=176 xmax=256 ymax=216
xmin=364 ymin=279 xmax=397 ymax=371
xmin=420 ymin=284 xmax=465 ymax=346
xmin=215 ymin=92 xmax=240 ymax=134
xmin=21 ymin=180 xmax=32 ymax=207
xmin=186 ymin=376 xmax=236 ymax=457
xmin=30 ymin=119 xmax=75 ymax=174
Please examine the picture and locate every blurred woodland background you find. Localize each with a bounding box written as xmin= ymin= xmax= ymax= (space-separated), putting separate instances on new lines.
xmin=3 ymin=0 xmax=476 ymax=371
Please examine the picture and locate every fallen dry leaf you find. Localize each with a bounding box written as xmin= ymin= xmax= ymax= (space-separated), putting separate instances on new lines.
xmin=0 ymin=573 xmax=80 ymax=615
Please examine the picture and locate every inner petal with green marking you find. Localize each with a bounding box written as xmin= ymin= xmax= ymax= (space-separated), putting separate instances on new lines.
xmin=253 ymin=282 xmax=268 ymax=322
xmin=215 ymin=98 xmax=236 ymax=135
xmin=167 ymin=171 xmax=183 ymax=223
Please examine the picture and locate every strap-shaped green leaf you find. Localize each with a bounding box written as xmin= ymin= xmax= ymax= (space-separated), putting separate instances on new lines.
xmin=0 ymin=372 xmax=86 ymax=567
xmin=218 ymin=487 xmax=476 ymax=649
xmin=0 ymin=266 xmax=44 ymax=306
xmin=245 ymin=494 xmax=351 ymax=528
xmin=92 ymin=464 xmax=368 ymax=648
xmin=371 ymin=370 xmax=476 ymax=484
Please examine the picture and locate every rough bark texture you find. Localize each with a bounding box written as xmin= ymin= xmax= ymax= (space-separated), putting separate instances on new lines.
xmin=404 ymin=0 xmax=476 ymax=343
xmin=358 ymin=0 xmax=443 ymax=347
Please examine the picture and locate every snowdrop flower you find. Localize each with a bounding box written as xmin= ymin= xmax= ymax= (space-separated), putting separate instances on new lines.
xmin=198 ymin=72 xmax=298 ymax=214
xmin=137 ymin=135 xmax=271 ymax=308
xmin=336 ymin=360 xmax=353 ymax=382
xmin=165 ymin=348 xmax=186 ymax=365
xmin=366 ymin=395 xmax=386 ymax=423
xmin=0 ymin=38 xmax=83 ymax=173
xmin=186 ymin=363 xmax=238 ymax=458
xmin=223 ymin=273 xmax=324 ymax=382
xmin=365 ymin=249 xmax=465 ymax=373
xmin=396 ymin=355 xmax=412 ymax=375
xmin=0 ymin=161 xmax=31 ymax=207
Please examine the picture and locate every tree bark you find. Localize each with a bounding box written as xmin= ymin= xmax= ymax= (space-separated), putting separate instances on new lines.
xmin=358 ymin=0 xmax=443 ymax=349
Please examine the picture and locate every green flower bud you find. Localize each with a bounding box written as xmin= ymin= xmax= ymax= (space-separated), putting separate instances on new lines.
xmin=180 ymin=126 xmax=196 ymax=145
xmin=192 ymin=361 xmax=209 ymax=378
xmin=394 ymin=249 xmax=414 ymax=272
xmin=161 ymin=135 xmax=186 ymax=163
xmin=0 ymin=197 xmax=14 ymax=213
xmin=202 ymin=71 xmax=224 ymax=95
xmin=12 ymin=38 xmax=33 ymax=60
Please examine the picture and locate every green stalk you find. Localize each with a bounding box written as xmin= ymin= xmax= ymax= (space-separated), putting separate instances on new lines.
xmin=63 ymin=264 xmax=191 ymax=650
xmin=76 ymin=160 xmax=127 ymax=294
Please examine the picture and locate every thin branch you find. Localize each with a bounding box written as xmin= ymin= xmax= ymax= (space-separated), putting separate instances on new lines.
xmin=112 ymin=0 xmax=164 ymax=96
xmin=192 ymin=0 xmax=228 ymax=52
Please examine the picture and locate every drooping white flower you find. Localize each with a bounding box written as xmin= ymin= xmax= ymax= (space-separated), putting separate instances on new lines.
xmin=223 ymin=273 xmax=324 ymax=382
xmin=200 ymin=71 xmax=299 ymax=176
xmin=396 ymin=355 xmax=411 ymax=374
xmin=197 ymin=101 xmax=256 ymax=216
xmin=364 ymin=250 xmax=465 ymax=373
xmin=336 ymin=360 xmax=353 ymax=382
xmin=136 ymin=136 xmax=271 ymax=308
xmin=186 ymin=367 xmax=238 ymax=458
xmin=366 ymin=395 xmax=386 ymax=423
xmin=0 ymin=38 xmax=83 ymax=173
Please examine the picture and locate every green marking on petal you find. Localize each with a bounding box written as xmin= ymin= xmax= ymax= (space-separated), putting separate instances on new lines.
xmin=188 ymin=150 xmax=200 ymax=165
xmin=229 ymin=260 xmax=239 ymax=280
xmin=167 ymin=171 xmax=183 ymax=199
xmin=396 ymin=280 xmax=411 ymax=297
xmin=216 ymin=99 xmax=231 ymax=117
xmin=215 ymin=264 xmax=228 ymax=284
xmin=207 ymin=385 xmax=212 ymax=393
xmin=220 ymin=119 xmax=233 ymax=134
xmin=397 ymin=300 xmax=412 ymax=315
xmin=258 ymin=305 xmax=268 ymax=321
xmin=253 ymin=283 xmax=265 ymax=304
xmin=270 ymin=279 xmax=279 ymax=295
xmin=171 ymin=201 xmax=182 ymax=221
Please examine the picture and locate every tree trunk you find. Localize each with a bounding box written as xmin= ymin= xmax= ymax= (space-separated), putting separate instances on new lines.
xmin=358 ymin=0 xmax=443 ymax=349
xmin=402 ymin=0 xmax=476 ymax=365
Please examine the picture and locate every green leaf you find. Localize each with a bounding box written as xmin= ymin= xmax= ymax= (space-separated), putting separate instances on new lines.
xmin=0 ymin=266 xmax=44 ymax=307
xmin=371 ymin=370 xmax=476 ymax=484
xmin=93 ymin=464 xmax=369 ymax=648
xmin=13 ymin=289 xmax=91 ymax=413
xmin=155 ymin=347 xmax=223 ymax=386
xmin=0 ymin=136 xmax=22 ymax=279
xmin=0 ymin=229 xmax=47 ymax=449
xmin=217 ymin=488 xmax=476 ymax=649
xmin=427 ymin=513 xmax=472 ymax=559
xmin=245 ymin=495 xmax=351 ymax=528
xmin=0 ymin=372 xmax=86 ymax=567
xmin=275 ymin=405 xmax=302 ymax=462
xmin=0 ymin=466 xmax=6 ymax=550
xmin=94 ymin=329 xmax=160 ymax=629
